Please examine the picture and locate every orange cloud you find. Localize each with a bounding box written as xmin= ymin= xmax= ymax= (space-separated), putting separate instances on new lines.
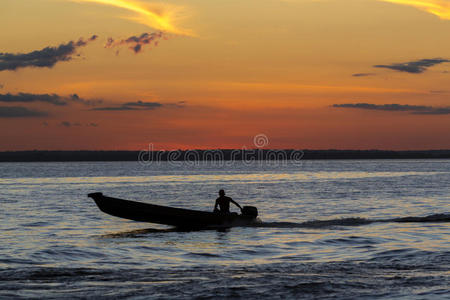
xmin=380 ymin=0 xmax=450 ymax=19
xmin=72 ymin=0 xmax=193 ymax=35
xmin=284 ymin=1 xmax=450 ymax=19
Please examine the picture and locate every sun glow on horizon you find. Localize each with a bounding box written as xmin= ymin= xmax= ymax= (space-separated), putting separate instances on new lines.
xmin=1 ymin=0 xmax=450 ymax=150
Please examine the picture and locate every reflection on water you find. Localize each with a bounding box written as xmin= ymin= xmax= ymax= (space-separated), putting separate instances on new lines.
xmin=0 ymin=170 xmax=444 ymax=186
xmin=98 ymin=227 xmax=226 ymax=239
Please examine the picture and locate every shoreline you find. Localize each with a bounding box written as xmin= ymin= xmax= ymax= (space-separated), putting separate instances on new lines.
xmin=1 ymin=149 xmax=449 ymax=162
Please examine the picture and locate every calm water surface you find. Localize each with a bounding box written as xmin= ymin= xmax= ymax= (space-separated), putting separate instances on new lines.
xmin=0 ymin=160 xmax=449 ymax=299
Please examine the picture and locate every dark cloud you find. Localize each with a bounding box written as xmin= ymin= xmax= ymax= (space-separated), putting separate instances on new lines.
xmin=91 ymin=106 xmax=135 ymax=111
xmin=0 ymin=35 xmax=98 ymax=71
xmin=123 ymin=101 xmax=163 ymax=109
xmin=414 ymin=107 xmax=450 ymax=115
xmin=374 ymin=58 xmax=450 ymax=74
xmin=352 ymin=73 xmax=376 ymax=77
xmin=0 ymin=106 xmax=47 ymax=118
xmin=60 ymin=121 xmax=82 ymax=127
xmin=165 ymin=101 xmax=186 ymax=109
xmin=0 ymin=83 xmax=3 ymax=89
xmin=92 ymin=100 xmax=165 ymax=111
xmin=105 ymin=32 xmax=167 ymax=54
xmin=68 ymin=93 xmax=103 ymax=106
xmin=430 ymin=90 xmax=447 ymax=94
xmin=332 ymin=103 xmax=450 ymax=115
xmin=333 ymin=103 xmax=431 ymax=112
xmin=48 ymin=121 xmax=99 ymax=127
xmin=0 ymin=92 xmax=102 ymax=106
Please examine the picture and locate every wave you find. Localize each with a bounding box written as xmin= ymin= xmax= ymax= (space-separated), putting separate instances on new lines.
xmin=252 ymin=217 xmax=372 ymax=229
xmin=389 ymin=213 xmax=450 ymax=223
xmin=2 ymin=256 xmax=449 ymax=299
xmin=249 ymin=213 xmax=450 ymax=229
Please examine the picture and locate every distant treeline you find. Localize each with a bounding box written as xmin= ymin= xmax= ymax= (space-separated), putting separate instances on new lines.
xmin=0 ymin=149 xmax=449 ymax=162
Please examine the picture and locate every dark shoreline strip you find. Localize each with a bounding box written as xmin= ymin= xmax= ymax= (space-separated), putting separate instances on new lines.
xmin=0 ymin=150 xmax=449 ymax=162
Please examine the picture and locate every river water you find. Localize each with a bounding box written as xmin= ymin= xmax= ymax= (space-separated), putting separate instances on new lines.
xmin=0 ymin=160 xmax=449 ymax=299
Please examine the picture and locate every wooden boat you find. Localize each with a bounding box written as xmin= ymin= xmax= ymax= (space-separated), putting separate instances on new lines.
xmin=88 ymin=192 xmax=258 ymax=228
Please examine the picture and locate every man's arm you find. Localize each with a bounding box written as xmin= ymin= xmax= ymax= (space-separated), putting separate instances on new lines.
xmin=230 ymin=198 xmax=242 ymax=210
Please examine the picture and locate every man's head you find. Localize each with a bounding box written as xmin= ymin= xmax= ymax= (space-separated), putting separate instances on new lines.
xmin=219 ymin=189 xmax=225 ymax=196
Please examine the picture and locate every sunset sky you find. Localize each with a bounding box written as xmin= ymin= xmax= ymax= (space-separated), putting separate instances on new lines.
xmin=1 ymin=0 xmax=449 ymax=150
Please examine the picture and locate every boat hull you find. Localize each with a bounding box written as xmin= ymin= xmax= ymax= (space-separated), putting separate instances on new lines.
xmin=88 ymin=192 xmax=257 ymax=228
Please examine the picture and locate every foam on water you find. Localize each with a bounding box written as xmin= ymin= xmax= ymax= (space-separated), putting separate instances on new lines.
xmin=251 ymin=213 xmax=450 ymax=229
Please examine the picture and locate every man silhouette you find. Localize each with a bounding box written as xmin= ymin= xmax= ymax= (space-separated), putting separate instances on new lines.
xmin=214 ymin=189 xmax=242 ymax=213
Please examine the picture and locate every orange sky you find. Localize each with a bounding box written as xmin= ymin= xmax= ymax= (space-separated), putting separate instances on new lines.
xmin=0 ymin=0 xmax=449 ymax=150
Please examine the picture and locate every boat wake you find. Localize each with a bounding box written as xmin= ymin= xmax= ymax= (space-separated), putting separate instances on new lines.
xmin=249 ymin=213 xmax=450 ymax=229
xmin=97 ymin=213 xmax=450 ymax=236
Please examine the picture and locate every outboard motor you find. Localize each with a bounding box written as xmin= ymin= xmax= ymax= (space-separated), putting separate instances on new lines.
xmin=242 ymin=206 xmax=258 ymax=218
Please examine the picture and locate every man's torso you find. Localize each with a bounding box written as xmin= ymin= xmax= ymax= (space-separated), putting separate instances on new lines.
xmin=216 ymin=196 xmax=232 ymax=212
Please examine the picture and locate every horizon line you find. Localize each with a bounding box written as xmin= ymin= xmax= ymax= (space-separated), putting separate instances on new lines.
xmin=1 ymin=149 xmax=450 ymax=152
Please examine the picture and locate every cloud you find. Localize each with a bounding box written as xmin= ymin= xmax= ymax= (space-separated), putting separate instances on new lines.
xmin=46 ymin=121 xmax=99 ymax=127
xmin=0 ymin=92 xmax=102 ymax=106
xmin=92 ymin=100 xmax=182 ymax=111
xmin=91 ymin=106 xmax=135 ymax=111
xmin=374 ymin=58 xmax=450 ymax=73
xmin=105 ymin=32 xmax=167 ymax=54
xmin=352 ymin=73 xmax=376 ymax=77
xmin=379 ymin=0 xmax=450 ymax=20
xmin=69 ymin=93 xmax=103 ymax=106
xmin=73 ymin=0 xmax=193 ymax=36
xmin=93 ymin=100 xmax=163 ymax=111
xmin=123 ymin=100 xmax=163 ymax=109
xmin=414 ymin=107 xmax=450 ymax=115
xmin=60 ymin=121 xmax=83 ymax=127
xmin=332 ymin=103 xmax=450 ymax=115
xmin=0 ymin=106 xmax=48 ymax=118
xmin=0 ymin=35 xmax=97 ymax=71
xmin=430 ymin=90 xmax=447 ymax=94
xmin=333 ymin=103 xmax=430 ymax=111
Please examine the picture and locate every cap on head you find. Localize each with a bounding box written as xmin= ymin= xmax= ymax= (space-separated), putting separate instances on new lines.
xmin=219 ymin=189 xmax=225 ymax=196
